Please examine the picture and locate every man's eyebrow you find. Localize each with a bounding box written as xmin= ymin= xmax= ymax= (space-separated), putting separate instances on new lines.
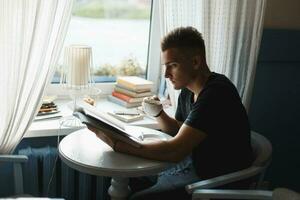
xmin=163 ymin=61 xmax=177 ymax=66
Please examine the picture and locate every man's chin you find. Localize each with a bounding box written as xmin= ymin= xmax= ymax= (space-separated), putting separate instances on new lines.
xmin=172 ymin=84 xmax=182 ymax=90
xmin=169 ymin=80 xmax=182 ymax=90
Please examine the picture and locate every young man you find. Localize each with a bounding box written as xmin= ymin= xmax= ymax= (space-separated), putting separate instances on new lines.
xmin=88 ymin=26 xmax=253 ymax=199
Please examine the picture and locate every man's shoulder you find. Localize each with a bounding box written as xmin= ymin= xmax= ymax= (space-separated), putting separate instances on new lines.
xmin=205 ymin=73 xmax=238 ymax=94
xmin=207 ymin=73 xmax=232 ymax=87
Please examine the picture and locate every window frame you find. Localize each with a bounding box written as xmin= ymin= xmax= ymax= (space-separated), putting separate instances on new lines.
xmin=45 ymin=0 xmax=161 ymax=98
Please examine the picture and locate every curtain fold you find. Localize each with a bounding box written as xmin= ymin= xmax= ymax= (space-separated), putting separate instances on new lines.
xmin=0 ymin=0 xmax=73 ymax=154
xmin=158 ymin=0 xmax=266 ymax=111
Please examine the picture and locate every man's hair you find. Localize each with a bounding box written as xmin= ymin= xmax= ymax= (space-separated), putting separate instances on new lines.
xmin=161 ymin=26 xmax=206 ymax=58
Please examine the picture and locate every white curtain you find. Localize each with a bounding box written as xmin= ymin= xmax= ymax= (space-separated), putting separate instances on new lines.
xmin=158 ymin=0 xmax=267 ymax=111
xmin=0 ymin=0 xmax=73 ymax=154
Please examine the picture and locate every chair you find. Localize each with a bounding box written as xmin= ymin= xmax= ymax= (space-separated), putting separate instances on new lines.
xmin=0 ymin=154 xmax=28 ymax=195
xmin=186 ymin=131 xmax=272 ymax=194
xmin=191 ymin=188 xmax=300 ymax=200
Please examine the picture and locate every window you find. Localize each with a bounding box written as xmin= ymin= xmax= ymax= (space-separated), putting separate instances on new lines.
xmin=52 ymin=0 xmax=152 ymax=84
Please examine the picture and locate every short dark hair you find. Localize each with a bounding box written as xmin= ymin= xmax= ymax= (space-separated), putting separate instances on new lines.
xmin=161 ymin=26 xmax=206 ymax=58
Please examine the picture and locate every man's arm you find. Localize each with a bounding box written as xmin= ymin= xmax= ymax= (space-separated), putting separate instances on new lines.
xmin=88 ymin=95 xmax=205 ymax=162
xmin=106 ymin=123 xmax=207 ymax=163
xmin=155 ymin=111 xmax=183 ymax=136
xmin=142 ymin=96 xmax=182 ymax=136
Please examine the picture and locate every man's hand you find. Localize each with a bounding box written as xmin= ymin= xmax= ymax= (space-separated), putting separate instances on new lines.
xmin=86 ymin=125 xmax=118 ymax=151
xmin=142 ymin=95 xmax=163 ymax=117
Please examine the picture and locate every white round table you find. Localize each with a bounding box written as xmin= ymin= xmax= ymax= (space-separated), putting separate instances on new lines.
xmin=59 ymin=127 xmax=172 ymax=200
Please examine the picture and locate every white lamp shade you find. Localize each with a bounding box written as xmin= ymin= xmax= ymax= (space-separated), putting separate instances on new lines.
xmin=63 ymin=45 xmax=93 ymax=88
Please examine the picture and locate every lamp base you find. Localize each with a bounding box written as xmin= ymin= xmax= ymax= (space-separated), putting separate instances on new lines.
xmin=59 ymin=87 xmax=101 ymax=128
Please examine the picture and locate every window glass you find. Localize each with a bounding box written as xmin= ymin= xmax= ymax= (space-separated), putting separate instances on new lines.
xmin=52 ymin=0 xmax=152 ymax=83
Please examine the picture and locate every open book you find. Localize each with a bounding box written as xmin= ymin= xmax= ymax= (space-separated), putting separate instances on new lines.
xmin=73 ymin=103 xmax=142 ymax=148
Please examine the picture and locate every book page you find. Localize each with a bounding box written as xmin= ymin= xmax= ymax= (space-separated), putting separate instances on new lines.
xmin=73 ymin=111 xmax=142 ymax=147
xmin=77 ymin=102 xmax=126 ymax=130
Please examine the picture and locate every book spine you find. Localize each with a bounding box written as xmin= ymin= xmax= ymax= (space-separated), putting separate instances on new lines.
xmin=116 ymin=78 xmax=153 ymax=91
xmin=114 ymin=86 xmax=136 ymax=97
xmin=116 ymin=79 xmax=136 ymax=90
xmin=112 ymin=91 xmax=143 ymax=103
xmin=116 ymin=84 xmax=151 ymax=93
xmin=87 ymin=119 xmax=141 ymax=147
xmin=108 ymin=95 xmax=127 ymax=107
xmin=107 ymin=95 xmax=141 ymax=108
xmin=112 ymin=91 xmax=131 ymax=102
xmin=114 ymin=86 xmax=152 ymax=98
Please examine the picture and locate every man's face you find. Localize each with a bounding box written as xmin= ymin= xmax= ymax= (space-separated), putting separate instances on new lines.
xmin=162 ymin=48 xmax=197 ymax=90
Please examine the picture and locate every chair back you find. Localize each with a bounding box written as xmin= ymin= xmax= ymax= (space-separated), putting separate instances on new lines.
xmin=186 ymin=131 xmax=273 ymax=193
xmin=250 ymin=131 xmax=272 ymax=187
xmin=251 ymin=131 xmax=272 ymax=167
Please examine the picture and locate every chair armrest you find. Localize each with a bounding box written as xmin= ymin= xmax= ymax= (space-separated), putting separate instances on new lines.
xmin=186 ymin=166 xmax=263 ymax=194
xmin=0 ymin=155 xmax=28 ymax=194
xmin=192 ymin=189 xmax=272 ymax=199
xmin=0 ymin=155 xmax=28 ymax=163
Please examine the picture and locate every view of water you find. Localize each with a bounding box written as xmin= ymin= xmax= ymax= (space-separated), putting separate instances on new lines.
xmin=60 ymin=16 xmax=151 ymax=69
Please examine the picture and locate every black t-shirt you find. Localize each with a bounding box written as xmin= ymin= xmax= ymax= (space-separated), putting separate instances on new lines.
xmin=175 ymin=72 xmax=253 ymax=179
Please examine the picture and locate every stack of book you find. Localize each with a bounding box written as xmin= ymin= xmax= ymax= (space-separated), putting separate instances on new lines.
xmin=108 ymin=76 xmax=153 ymax=108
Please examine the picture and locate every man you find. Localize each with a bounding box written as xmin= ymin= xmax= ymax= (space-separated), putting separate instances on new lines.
xmin=88 ymin=26 xmax=253 ymax=199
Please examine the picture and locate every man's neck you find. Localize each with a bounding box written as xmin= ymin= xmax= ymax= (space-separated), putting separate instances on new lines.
xmin=187 ymin=67 xmax=211 ymax=100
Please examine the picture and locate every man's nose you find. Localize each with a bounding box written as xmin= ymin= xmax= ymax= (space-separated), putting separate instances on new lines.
xmin=164 ymin=67 xmax=170 ymax=78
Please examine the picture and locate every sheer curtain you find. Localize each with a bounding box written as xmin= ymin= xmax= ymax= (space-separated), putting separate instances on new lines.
xmin=0 ymin=0 xmax=73 ymax=154
xmin=158 ymin=0 xmax=267 ymax=111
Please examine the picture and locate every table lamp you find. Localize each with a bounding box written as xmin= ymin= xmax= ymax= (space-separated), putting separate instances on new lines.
xmin=60 ymin=45 xmax=95 ymax=127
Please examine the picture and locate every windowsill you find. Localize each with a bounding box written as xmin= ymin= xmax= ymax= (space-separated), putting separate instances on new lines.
xmin=25 ymin=100 xmax=84 ymax=138
xmin=25 ymin=97 xmax=175 ymax=138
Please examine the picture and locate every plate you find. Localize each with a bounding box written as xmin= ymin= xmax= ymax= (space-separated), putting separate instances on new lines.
xmin=124 ymin=125 xmax=171 ymax=144
xmin=37 ymin=110 xmax=60 ymax=116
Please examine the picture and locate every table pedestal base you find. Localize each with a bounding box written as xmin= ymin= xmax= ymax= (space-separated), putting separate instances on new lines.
xmin=108 ymin=177 xmax=131 ymax=200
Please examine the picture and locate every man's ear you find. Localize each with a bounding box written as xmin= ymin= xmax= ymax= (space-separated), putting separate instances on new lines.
xmin=192 ymin=55 xmax=202 ymax=70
